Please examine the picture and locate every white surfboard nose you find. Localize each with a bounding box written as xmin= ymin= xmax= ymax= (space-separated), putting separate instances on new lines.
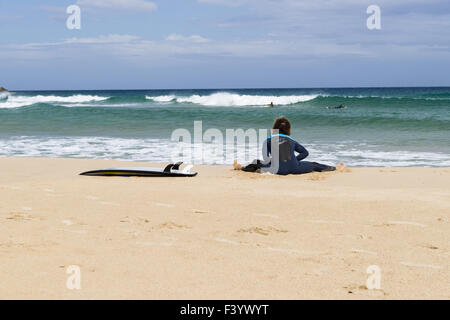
xmin=181 ymin=165 xmax=194 ymax=174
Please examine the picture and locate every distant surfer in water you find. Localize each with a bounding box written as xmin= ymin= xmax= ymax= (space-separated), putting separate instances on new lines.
xmin=234 ymin=116 xmax=345 ymax=175
xmin=267 ymin=102 xmax=274 ymax=107
xmin=326 ymin=104 xmax=347 ymax=109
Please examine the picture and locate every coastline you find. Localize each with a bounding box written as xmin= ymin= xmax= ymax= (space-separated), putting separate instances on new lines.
xmin=0 ymin=157 xmax=448 ymax=299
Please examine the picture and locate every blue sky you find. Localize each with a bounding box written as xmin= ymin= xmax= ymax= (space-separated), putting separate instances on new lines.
xmin=1 ymin=0 xmax=449 ymax=90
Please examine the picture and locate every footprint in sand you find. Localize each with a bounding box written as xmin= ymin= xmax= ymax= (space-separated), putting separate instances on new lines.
xmin=0 ymin=241 xmax=28 ymax=249
xmin=6 ymin=212 xmax=39 ymax=221
xmin=387 ymin=221 xmax=427 ymax=228
xmin=344 ymin=284 xmax=386 ymax=296
xmin=351 ymin=249 xmax=377 ymax=255
xmin=158 ymin=222 xmax=190 ymax=230
xmin=421 ymin=244 xmax=439 ymax=250
xmin=136 ymin=216 xmax=150 ymax=224
xmin=237 ymin=226 xmax=288 ymax=236
xmin=58 ymin=218 xmax=87 ymax=232
xmin=120 ymin=216 xmax=150 ymax=224
xmin=400 ymin=262 xmax=442 ymax=270
xmin=192 ymin=209 xmax=211 ymax=214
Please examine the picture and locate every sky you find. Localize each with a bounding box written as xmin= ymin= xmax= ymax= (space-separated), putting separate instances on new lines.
xmin=1 ymin=0 xmax=449 ymax=90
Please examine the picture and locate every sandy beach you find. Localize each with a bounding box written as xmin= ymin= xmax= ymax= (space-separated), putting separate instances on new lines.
xmin=0 ymin=157 xmax=448 ymax=300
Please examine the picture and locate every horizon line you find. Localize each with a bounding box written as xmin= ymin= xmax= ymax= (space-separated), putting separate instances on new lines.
xmin=7 ymin=85 xmax=450 ymax=92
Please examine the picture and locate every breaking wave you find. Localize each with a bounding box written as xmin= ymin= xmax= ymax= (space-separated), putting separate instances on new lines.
xmin=0 ymin=94 xmax=109 ymax=108
xmin=146 ymin=92 xmax=318 ymax=106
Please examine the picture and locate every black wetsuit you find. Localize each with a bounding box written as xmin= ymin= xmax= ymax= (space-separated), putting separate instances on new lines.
xmin=262 ymin=134 xmax=335 ymax=175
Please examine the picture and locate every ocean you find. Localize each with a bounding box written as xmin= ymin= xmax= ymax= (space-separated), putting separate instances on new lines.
xmin=0 ymin=87 xmax=449 ymax=167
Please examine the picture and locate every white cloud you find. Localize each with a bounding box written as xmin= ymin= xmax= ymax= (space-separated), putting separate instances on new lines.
xmin=197 ymin=0 xmax=247 ymax=6
xmin=198 ymin=0 xmax=449 ymax=8
xmin=3 ymin=34 xmax=139 ymax=51
xmin=166 ymin=34 xmax=210 ymax=43
xmin=65 ymin=34 xmax=139 ymax=44
xmin=0 ymin=33 xmax=372 ymax=61
xmin=77 ymin=0 xmax=157 ymax=12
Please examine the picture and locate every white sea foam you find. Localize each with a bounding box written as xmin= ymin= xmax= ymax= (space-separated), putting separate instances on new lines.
xmin=0 ymin=136 xmax=449 ymax=167
xmin=0 ymin=92 xmax=10 ymax=100
xmin=68 ymin=103 xmax=141 ymax=108
xmin=146 ymin=95 xmax=176 ymax=102
xmin=307 ymin=145 xmax=450 ymax=167
xmin=0 ymin=95 xmax=109 ymax=108
xmin=146 ymin=92 xmax=318 ymax=106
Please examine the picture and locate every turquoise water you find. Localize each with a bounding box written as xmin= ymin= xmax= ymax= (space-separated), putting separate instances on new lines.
xmin=0 ymin=87 xmax=449 ymax=166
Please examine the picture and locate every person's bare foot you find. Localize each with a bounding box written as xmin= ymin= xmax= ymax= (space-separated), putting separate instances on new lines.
xmin=233 ymin=160 xmax=243 ymax=170
xmin=336 ymin=162 xmax=346 ymax=171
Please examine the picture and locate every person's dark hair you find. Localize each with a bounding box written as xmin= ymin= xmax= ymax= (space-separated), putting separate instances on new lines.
xmin=272 ymin=116 xmax=291 ymax=136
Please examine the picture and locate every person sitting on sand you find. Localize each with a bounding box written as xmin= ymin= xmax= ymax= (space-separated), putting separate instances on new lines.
xmin=234 ymin=116 xmax=345 ymax=175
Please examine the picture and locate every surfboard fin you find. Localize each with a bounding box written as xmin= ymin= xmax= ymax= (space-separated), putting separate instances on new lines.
xmin=172 ymin=161 xmax=184 ymax=170
xmin=163 ymin=163 xmax=174 ymax=173
xmin=164 ymin=161 xmax=183 ymax=173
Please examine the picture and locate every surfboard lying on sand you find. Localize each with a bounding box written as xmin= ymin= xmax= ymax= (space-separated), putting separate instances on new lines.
xmin=80 ymin=162 xmax=197 ymax=177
